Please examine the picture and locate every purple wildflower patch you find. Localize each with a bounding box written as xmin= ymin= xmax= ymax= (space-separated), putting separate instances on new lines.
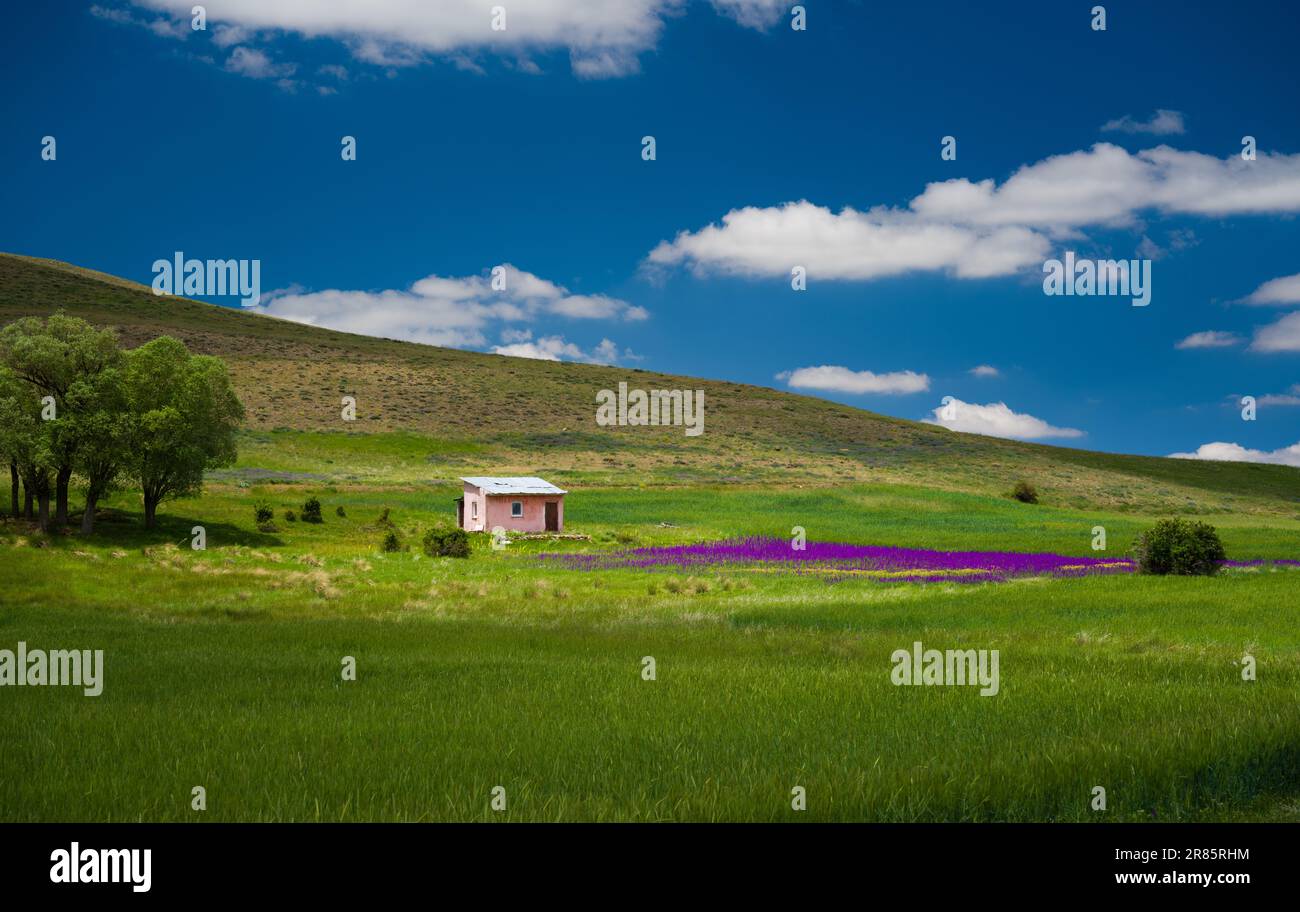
xmin=540 ymin=536 xmax=1137 ymax=583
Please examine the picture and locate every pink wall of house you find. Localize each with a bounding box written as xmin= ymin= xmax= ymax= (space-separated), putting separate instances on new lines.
xmin=460 ymin=482 xmax=564 ymax=533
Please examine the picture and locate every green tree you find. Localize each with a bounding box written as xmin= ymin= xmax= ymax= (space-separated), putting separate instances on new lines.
xmin=65 ymin=366 xmax=134 ymax=533
xmin=0 ymin=366 xmax=56 ymax=531
xmin=123 ymin=337 xmax=244 ymax=528
xmin=0 ymin=314 xmax=121 ymax=526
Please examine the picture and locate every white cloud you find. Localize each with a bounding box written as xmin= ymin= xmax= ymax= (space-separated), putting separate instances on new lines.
xmin=922 ymin=398 xmax=1084 ymax=441
xmin=548 ymin=294 xmax=648 ymax=321
xmin=89 ymin=5 xmax=134 ymax=24
xmin=909 ymin=144 xmax=1300 ymax=229
xmin=1242 ymin=272 xmax=1300 ymax=306
xmin=649 ymin=143 xmax=1300 ymax=282
xmin=1175 ymin=330 xmax=1242 ymax=350
xmin=969 ymin=364 xmax=1000 ymax=377
xmin=710 ymin=0 xmax=788 ymax=28
xmin=212 ymin=24 xmax=253 ymax=48
xmin=491 ymin=333 xmax=633 ymax=365
xmin=1101 ymin=109 xmax=1186 ymax=136
xmin=1170 ymin=440 xmax=1300 ymax=467
xmin=778 ymin=365 xmax=930 ymax=395
xmin=1258 ymin=384 xmax=1300 ymax=407
xmin=647 ymin=200 xmax=1051 ymax=281
xmin=125 ymin=1 xmax=786 ymax=79
xmin=91 ymin=3 xmax=188 ymax=38
xmin=1250 ymin=311 xmax=1300 ymax=352
xmin=225 ymin=46 xmax=296 ymax=80
xmin=1138 ymin=228 xmax=1198 ymax=260
xmin=254 ymin=265 xmax=646 ymax=355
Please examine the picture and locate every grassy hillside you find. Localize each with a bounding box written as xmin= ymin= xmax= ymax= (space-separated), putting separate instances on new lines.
xmin=2 ymin=252 xmax=1298 ymax=516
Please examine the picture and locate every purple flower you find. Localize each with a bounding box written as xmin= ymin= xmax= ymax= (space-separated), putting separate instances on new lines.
xmin=540 ymin=536 xmax=1138 ymax=583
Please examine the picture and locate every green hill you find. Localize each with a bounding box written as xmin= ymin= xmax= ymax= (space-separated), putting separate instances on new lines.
xmin=2 ymin=252 xmax=1297 ymax=514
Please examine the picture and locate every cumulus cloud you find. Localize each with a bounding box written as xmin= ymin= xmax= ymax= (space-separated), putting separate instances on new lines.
xmin=909 ymin=144 xmax=1300 ymax=228
xmin=969 ymin=364 xmax=1000 ymax=377
xmin=1175 ymin=330 xmax=1242 ymax=350
xmin=648 ymin=143 xmax=1300 ymax=282
xmin=1250 ymin=311 xmax=1300 ymax=353
xmin=1170 ymin=440 xmax=1300 ymax=467
xmin=123 ymin=1 xmax=786 ymax=79
xmin=777 ymin=365 xmax=930 ymax=395
xmin=253 ymin=264 xmax=646 ymax=358
xmin=922 ymin=398 xmax=1084 ymax=441
xmin=647 ymin=200 xmax=1051 ymax=281
xmin=1101 ymin=109 xmax=1186 ymax=136
xmin=1241 ymin=272 xmax=1300 ymax=306
xmin=492 ymin=333 xmax=631 ymax=365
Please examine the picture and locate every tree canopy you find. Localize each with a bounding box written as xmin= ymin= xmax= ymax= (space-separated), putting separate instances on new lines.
xmin=0 ymin=314 xmax=243 ymax=532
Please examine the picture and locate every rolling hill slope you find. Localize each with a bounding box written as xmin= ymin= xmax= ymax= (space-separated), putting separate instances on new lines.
xmin=2 ymin=252 xmax=1297 ymax=514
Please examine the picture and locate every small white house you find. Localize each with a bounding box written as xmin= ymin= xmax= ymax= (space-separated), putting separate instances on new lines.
xmin=456 ymin=477 xmax=566 ymax=533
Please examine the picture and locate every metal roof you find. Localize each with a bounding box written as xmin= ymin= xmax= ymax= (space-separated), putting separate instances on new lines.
xmin=460 ymin=476 xmax=567 ymax=495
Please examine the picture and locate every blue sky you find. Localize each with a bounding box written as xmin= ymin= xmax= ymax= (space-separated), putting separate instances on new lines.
xmin=2 ymin=0 xmax=1299 ymax=462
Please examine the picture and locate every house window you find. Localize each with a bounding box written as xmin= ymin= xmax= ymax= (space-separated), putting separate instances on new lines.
xmin=511 ymin=501 xmax=523 ymax=517
xmin=471 ymin=501 xmax=478 ymax=519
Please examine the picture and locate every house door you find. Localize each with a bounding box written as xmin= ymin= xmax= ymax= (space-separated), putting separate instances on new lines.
xmin=456 ymin=499 xmax=464 ymax=528
xmin=545 ymin=501 xmax=559 ymax=532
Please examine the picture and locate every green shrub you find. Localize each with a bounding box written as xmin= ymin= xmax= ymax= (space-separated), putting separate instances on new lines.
xmin=376 ymin=508 xmax=393 ymax=528
xmin=335 ymin=506 xmax=346 ymax=518
xmin=284 ymin=509 xmax=297 ymax=523
xmin=423 ymin=527 xmax=471 ymax=558
xmin=1134 ymin=518 xmax=1225 ymax=576
xmin=253 ymin=502 xmax=274 ymax=524
xmin=301 ymin=497 xmax=323 ymax=524
xmin=1011 ymin=481 xmax=1039 ymax=504
xmin=380 ymin=530 xmax=401 ymax=553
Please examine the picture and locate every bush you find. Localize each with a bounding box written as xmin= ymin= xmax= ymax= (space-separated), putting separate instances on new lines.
xmin=380 ymin=530 xmax=401 ymax=553
xmin=253 ymin=501 xmax=274 ymax=524
xmin=1011 ymin=481 xmax=1039 ymax=504
xmin=284 ymin=509 xmax=297 ymax=523
xmin=301 ymin=497 xmax=323 ymax=524
xmin=423 ymin=527 xmax=471 ymax=558
xmin=376 ymin=507 xmax=393 ymax=528
xmin=335 ymin=506 xmax=346 ymax=518
xmin=1134 ymin=518 xmax=1225 ymax=576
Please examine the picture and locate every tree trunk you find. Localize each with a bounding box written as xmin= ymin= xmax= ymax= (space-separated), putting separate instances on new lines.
xmin=144 ymin=494 xmax=158 ymax=529
xmin=55 ymin=465 xmax=72 ymax=526
xmin=81 ymin=490 xmax=99 ymax=534
xmin=8 ymin=461 xmax=16 ymax=518
xmin=23 ymin=482 xmax=33 ymax=519
xmin=37 ymin=490 xmax=50 ymax=532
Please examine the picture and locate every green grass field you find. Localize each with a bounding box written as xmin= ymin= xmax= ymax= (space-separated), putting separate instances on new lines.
xmin=3 ymin=433 xmax=1299 ymax=822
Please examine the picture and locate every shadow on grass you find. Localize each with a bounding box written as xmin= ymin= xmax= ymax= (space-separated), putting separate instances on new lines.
xmin=2 ymin=508 xmax=283 ymax=550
